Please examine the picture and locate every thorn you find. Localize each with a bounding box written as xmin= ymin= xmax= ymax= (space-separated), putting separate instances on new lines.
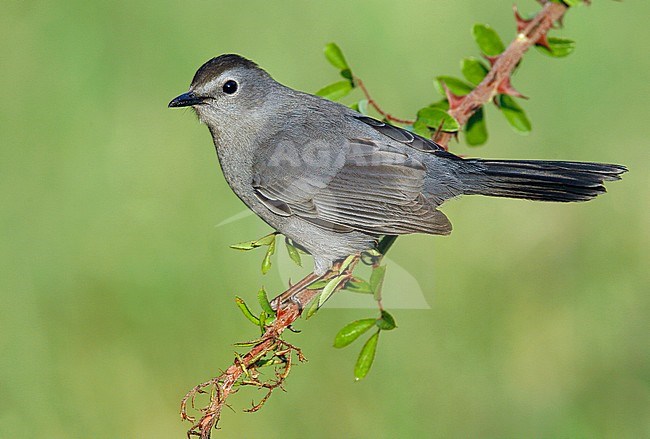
xmin=497 ymin=76 xmax=528 ymax=99
xmin=514 ymin=4 xmax=551 ymax=50
xmin=484 ymin=54 xmax=500 ymax=67
xmin=440 ymin=81 xmax=465 ymax=110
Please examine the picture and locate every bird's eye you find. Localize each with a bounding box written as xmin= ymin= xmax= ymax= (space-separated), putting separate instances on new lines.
xmin=222 ymin=80 xmax=238 ymax=94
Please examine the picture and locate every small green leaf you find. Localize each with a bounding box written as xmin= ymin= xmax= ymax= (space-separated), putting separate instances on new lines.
xmin=233 ymin=340 xmax=257 ymax=347
xmin=344 ymin=277 xmax=374 ymax=294
xmin=316 ymin=80 xmax=353 ymax=101
xmin=536 ymin=37 xmax=576 ymax=58
xmin=339 ymin=253 xmax=357 ymax=273
xmin=257 ymin=287 xmax=275 ymax=315
xmin=259 ymin=311 xmax=267 ymax=331
xmin=230 ymin=233 xmax=276 ymax=250
xmin=358 ymin=99 xmax=369 ymax=114
xmin=306 ymin=279 xmax=330 ymax=290
xmin=255 ymin=233 xmax=277 ymax=246
xmin=375 ymin=310 xmax=397 ymax=331
xmin=412 ymin=119 xmax=431 ymax=138
xmin=351 ymin=99 xmax=369 ymax=115
xmin=334 ymin=318 xmax=376 ymax=348
xmin=230 ymin=240 xmax=259 ymax=251
xmin=461 ymin=57 xmax=489 ymax=85
xmin=305 ymin=295 xmax=320 ymax=319
xmin=464 ymin=107 xmax=488 ymax=146
xmin=235 ymin=296 xmax=260 ymax=326
xmin=354 ymin=330 xmax=380 ymax=381
xmin=370 ymin=265 xmax=387 ymax=302
xmin=472 ymin=24 xmax=506 ymax=56
xmin=340 ymin=68 xmax=354 ymax=85
xmin=261 ymin=236 xmax=276 ymax=275
xmin=319 ymin=275 xmax=346 ymax=307
xmin=429 ymin=100 xmax=450 ymax=111
xmin=324 ymin=42 xmax=350 ymax=70
xmin=285 ymin=239 xmax=302 ymax=267
xmin=255 ymin=357 xmax=284 ymax=368
xmin=434 ymin=76 xmax=474 ymax=97
xmin=417 ymin=107 xmax=460 ymax=132
xmin=497 ymin=95 xmax=532 ymax=134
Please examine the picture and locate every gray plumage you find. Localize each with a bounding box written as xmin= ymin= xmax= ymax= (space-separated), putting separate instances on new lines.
xmin=169 ymin=54 xmax=626 ymax=274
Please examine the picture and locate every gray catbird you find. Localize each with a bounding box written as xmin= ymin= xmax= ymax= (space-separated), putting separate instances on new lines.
xmin=169 ymin=54 xmax=626 ymax=275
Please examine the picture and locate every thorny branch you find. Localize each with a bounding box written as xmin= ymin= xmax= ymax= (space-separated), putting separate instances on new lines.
xmin=354 ymin=1 xmax=568 ymax=149
xmin=181 ymin=2 xmax=570 ymax=437
xmin=436 ymin=1 xmax=568 ymax=147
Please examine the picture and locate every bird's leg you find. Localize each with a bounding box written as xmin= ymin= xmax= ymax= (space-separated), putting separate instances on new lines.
xmin=270 ymin=256 xmax=359 ymax=312
xmin=270 ymin=271 xmax=324 ymax=311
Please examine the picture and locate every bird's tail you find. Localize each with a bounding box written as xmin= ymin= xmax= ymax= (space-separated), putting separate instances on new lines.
xmin=458 ymin=158 xmax=627 ymax=202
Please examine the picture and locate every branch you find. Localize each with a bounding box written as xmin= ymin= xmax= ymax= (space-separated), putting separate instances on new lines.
xmin=354 ymin=77 xmax=416 ymax=125
xmin=435 ymin=1 xmax=568 ymax=146
xmin=181 ymin=257 xmax=360 ymax=438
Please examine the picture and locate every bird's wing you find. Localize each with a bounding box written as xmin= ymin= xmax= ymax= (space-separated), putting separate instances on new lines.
xmin=251 ymin=137 xmax=451 ymax=236
xmin=351 ymin=115 xmax=445 ymax=153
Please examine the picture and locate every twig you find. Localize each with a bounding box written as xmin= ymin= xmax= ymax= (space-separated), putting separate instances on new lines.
xmin=354 ymin=76 xmax=415 ymax=125
xmin=181 ymin=256 xmax=359 ymax=438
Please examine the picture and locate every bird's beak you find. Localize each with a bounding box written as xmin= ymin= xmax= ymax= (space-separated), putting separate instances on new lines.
xmin=168 ymin=91 xmax=205 ymax=108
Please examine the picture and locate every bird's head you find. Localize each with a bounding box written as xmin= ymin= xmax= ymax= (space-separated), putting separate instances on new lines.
xmin=169 ymin=54 xmax=276 ymax=129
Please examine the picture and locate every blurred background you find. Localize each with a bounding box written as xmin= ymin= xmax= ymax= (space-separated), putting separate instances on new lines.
xmin=1 ymin=0 xmax=648 ymax=437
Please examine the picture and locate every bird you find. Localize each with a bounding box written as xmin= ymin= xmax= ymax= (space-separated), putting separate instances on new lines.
xmin=169 ymin=54 xmax=626 ymax=276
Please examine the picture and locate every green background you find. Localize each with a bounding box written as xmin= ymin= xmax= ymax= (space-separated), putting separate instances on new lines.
xmin=1 ymin=1 xmax=648 ymax=437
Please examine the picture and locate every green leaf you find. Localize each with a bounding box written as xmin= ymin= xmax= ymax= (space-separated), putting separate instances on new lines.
xmin=316 ymin=80 xmax=353 ymax=101
xmin=472 ymin=24 xmax=506 ymax=56
xmin=255 ymin=357 xmax=284 ymax=368
xmin=461 ymin=57 xmax=490 ymax=85
xmin=434 ymin=76 xmax=474 ymax=97
xmin=306 ymin=279 xmax=330 ymax=290
xmin=376 ymin=310 xmax=397 ymax=331
xmin=412 ymin=119 xmax=431 ymax=138
xmin=536 ymin=37 xmax=576 ymax=58
xmin=333 ymin=318 xmax=376 ymax=348
xmin=305 ymin=295 xmax=320 ymax=319
xmin=235 ymin=296 xmax=260 ymax=326
xmin=351 ymin=99 xmax=369 ymax=115
xmin=230 ymin=233 xmax=276 ymax=250
xmin=319 ymin=275 xmax=346 ymax=307
xmin=497 ymin=95 xmax=532 ymax=134
xmin=230 ymin=240 xmax=259 ymax=251
xmin=344 ymin=277 xmax=374 ymax=294
xmin=255 ymin=233 xmax=277 ymax=246
xmin=339 ymin=253 xmax=357 ymax=273
xmin=416 ymin=107 xmax=460 ymax=132
xmin=429 ymin=99 xmax=450 ymax=111
xmin=259 ymin=311 xmax=267 ymax=331
xmin=354 ymin=330 xmax=379 ymax=380
xmin=257 ymin=287 xmax=275 ymax=315
xmin=324 ymin=42 xmax=349 ymax=70
xmin=370 ymin=265 xmax=387 ymax=302
xmin=233 ymin=340 xmax=257 ymax=347
xmin=285 ymin=239 xmax=302 ymax=267
xmin=464 ymin=107 xmax=488 ymax=146
xmin=340 ymin=68 xmax=354 ymax=85
xmin=261 ymin=236 xmax=276 ymax=275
